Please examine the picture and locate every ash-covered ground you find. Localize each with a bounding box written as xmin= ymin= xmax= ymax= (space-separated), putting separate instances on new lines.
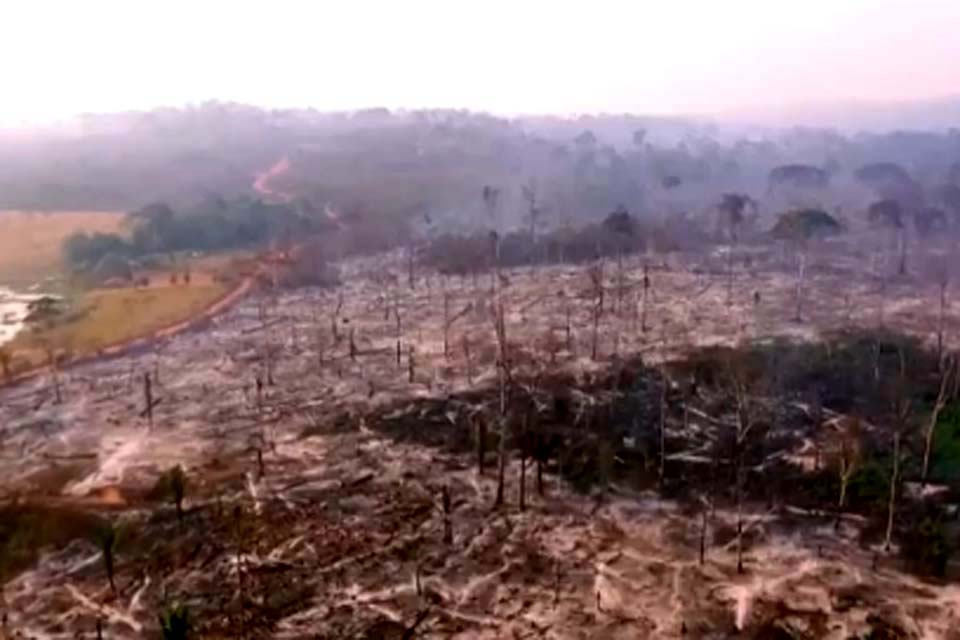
xmin=2 ymin=246 xmax=960 ymax=639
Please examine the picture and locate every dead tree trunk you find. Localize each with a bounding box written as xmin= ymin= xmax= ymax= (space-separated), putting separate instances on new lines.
xmin=443 ymin=290 xmax=450 ymax=358
xmin=735 ymin=452 xmax=745 ymax=574
xmin=793 ymin=249 xmax=808 ymax=322
xmin=897 ymin=229 xmax=907 ymax=276
xmin=699 ymin=496 xmax=708 ymax=565
xmin=493 ymin=290 xmax=510 ymax=509
xmin=494 ymin=419 xmax=507 ymax=508
xmin=922 ymin=356 xmax=955 ymax=485
xmin=408 ymin=245 xmax=416 ymax=289
xmin=658 ymin=371 xmax=668 ymax=488
xmin=143 ymin=372 xmax=153 ymax=428
xmin=441 ymin=485 xmax=452 ymax=544
xmin=727 ymin=234 xmax=736 ymax=307
xmin=348 ymin=326 xmax=358 ymax=361
xmin=838 ymin=455 xmax=852 ymax=510
xmin=641 ymin=263 xmax=650 ymax=332
xmin=519 ymin=452 xmax=527 ymax=511
xmin=475 ymin=415 xmax=486 ymax=474
xmin=331 ymin=292 xmax=344 ymax=343
xmin=587 ymin=262 xmax=605 ymax=360
xmin=463 ymin=334 xmax=473 ymax=385
xmin=536 ymin=433 xmax=545 ymax=496
xmin=884 ymin=431 xmax=901 ymax=551
xmin=408 ymin=346 xmax=415 ymax=383
xmin=616 ymin=251 xmax=625 ymax=313
xmin=937 ymin=280 xmax=948 ymax=363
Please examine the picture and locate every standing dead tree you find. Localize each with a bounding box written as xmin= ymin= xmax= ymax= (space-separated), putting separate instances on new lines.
xmin=493 ymin=298 xmax=511 ymax=509
xmin=348 ymin=322 xmax=358 ymax=361
xmin=256 ymin=296 xmax=277 ymax=386
xmin=728 ymin=360 xmax=762 ymax=574
xmin=771 ymin=208 xmax=843 ymax=322
xmin=641 ymin=263 xmax=651 ymax=333
xmin=867 ymin=198 xmax=908 ymax=276
xmin=717 ymin=194 xmax=754 ymax=307
xmin=394 ymin=300 xmax=403 ymax=369
xmin=826 ymin=416 xmax=862 ymax=526
xmin=443 ymin=287 xmax=451 ymax=358
xmin=144 ymin=372 xmax=154 ymax=428
xmin=407 ymin=244 xmax=416 ymax=290
xmin=658 ymin=368 xmax=669 ymax=489
xmin=928 ymin=260 xmax=952 ymax=363
xmin=462 ymin=333 xmax=474 ymax=385
xmin=699 ymin=493 xmax=710 ymax=565
xmin=884 ymin=348 xmax=912 ymax=552
xmin=588 ymin=262 xmax=605 ymax=360
xmin=330 ymin=291 xmax=344 ymax=343
xmin=921 ymin=353 xmax=957 ymax=485
xmin=482 ymin=186 xmax=502 ymax=290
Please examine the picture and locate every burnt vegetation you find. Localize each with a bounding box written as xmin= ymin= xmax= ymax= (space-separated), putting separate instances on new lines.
xmin=6 ymin=107 xmax=960 ymax=637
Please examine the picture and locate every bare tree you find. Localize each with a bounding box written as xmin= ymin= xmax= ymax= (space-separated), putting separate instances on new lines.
xmin=699 ymin=493 xmax=710 ymax=565
xmin=830 ymin=417 xmax=862 ymax=517
xmin=641 ymin=263 xmax=651 ymax=333
xmin=921 ymin=354 xmax=957 ymax=485
xmin=407 ymin=244 xmax=416 ymax=289
xmin=717 ymin=194 xmax=755 ymax=306
xmin=729 ymin=361 xmax=761 ymax=574
xmin=443 ymin=288 xmax=450 ymax=358
xmin=658 ymin=368 xmax=669 ymax=488
xmin=884 ymin=349 xmax=911 ymax=551
xmin=884 ymin=430 xmax=902 ymax=552
xmin=144 ymin=372 xmax=154 ymax=428
xmin=771 ymin=209 xmax=843 ymax=322
xmin=588 ymin=262 xmax=604 ymax=360
xmin=462 ymin=333 xmax=473 ymax=385
xmin=482 ymin=186 xmax=501 ymax=290
xmin=394 ymin=299 xmax=403 ymax=369
xmin=929 ymin=260 xmax=951 ymax=362
xmin=867 ymin=199 xmax=908 ymax=276
xmin=522 ymin=181 xmax=542 ymax=249
xmin=493 ymin=299 xmax=510 ymax=508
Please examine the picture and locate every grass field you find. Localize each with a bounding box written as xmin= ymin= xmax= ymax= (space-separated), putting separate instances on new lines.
xmin=0 ymin=210 xmax=125 ymax=286
xmin=8 ymin=282 xmax=229 ymax=370
xmin=0 ymin=210 xmax=251 ymax=374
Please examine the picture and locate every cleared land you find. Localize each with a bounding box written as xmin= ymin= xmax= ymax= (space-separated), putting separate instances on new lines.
xmin=1 ymin=244 xmax=959 ymax=638
xmin=0 ymin=210 xmax=125 ymax=286
xmin=0 ymin=210 xmax=244 ymax=372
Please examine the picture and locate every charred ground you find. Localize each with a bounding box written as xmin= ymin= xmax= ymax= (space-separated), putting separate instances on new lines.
xmin=2 ymin=234 xmax=960 ymax=638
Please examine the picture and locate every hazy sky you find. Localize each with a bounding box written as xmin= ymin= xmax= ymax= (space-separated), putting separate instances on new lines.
xmin=1 ymin=0 xmax=958 ymax=125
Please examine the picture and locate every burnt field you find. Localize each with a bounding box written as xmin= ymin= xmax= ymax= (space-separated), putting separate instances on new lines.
xmin=3 ymin=240 xmax=960 ymax=639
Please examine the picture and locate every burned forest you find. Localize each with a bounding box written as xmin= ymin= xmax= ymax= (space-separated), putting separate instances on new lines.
xmin=4 ymin=108 xmax=960 ymax=639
